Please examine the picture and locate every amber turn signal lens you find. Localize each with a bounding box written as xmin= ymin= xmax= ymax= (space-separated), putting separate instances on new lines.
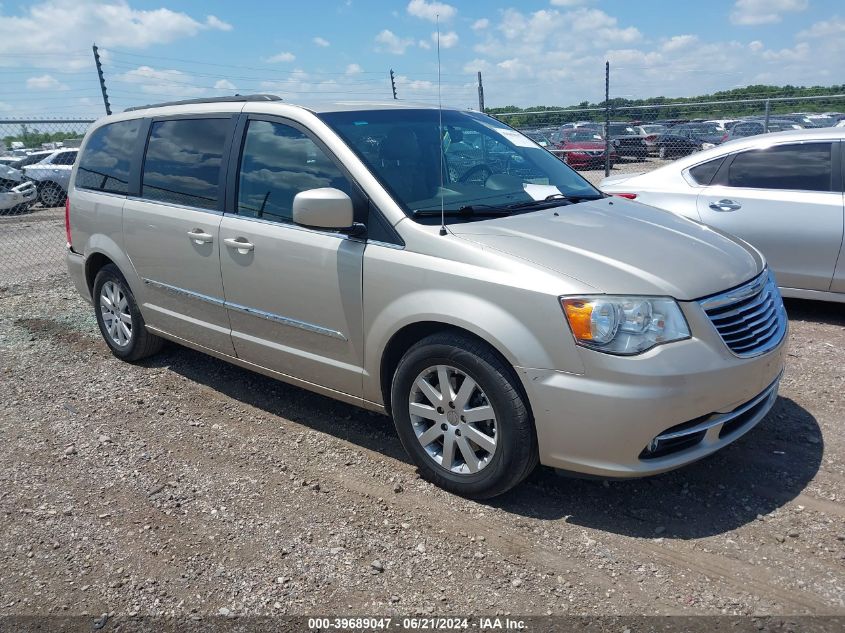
xmin=561 ymin=298 xmax=594 ymax=340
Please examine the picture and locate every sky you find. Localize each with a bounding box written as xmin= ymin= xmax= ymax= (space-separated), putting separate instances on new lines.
xmin=0 ymin=0 xmax=843 ymax=118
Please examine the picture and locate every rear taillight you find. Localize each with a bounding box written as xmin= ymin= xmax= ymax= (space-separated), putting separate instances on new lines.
xmin=720 ymin=133 xmax=729 ymax=143
xmin=65 ymin=197 xmax=72 ymax=247
xmin=645 ymin=135 xmax=657 ymax=141
xmin=612 ymin=193 xmax=638 ymax=199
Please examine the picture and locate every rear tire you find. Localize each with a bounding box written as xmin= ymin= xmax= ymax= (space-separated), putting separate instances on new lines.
xmin=93 ymin=264 xmax=163 ymax=362
xmin=38 ymin=181 xmax=66 ymax=207
xmin=390 ymin=332 xmax=538 ymax=499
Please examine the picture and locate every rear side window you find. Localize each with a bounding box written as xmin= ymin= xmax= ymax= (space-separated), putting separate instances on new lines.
xmin=141 ymin=118 xmax=229 ymax=210
xmin=688 ymin=157 xmax=725 ymax=185
xmin=77 ymin=121 xmax=140 ymax=194
xmin=236 ymin=119 xmax=351 ymax=223
xmin=726 ymin=143 xmax=832 ymax=192
xmin=52 ymin=151 xmax=77 ymax=166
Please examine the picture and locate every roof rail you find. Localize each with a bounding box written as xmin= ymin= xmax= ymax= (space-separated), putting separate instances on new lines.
xmin=124 ymin=94 xmax=282 ymax=112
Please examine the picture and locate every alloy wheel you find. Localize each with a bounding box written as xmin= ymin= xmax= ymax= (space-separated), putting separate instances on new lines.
xmin=99 ymin=280 xmax=132 ymax=347
xmin=408 ymin=364 xmax=498 ymax=475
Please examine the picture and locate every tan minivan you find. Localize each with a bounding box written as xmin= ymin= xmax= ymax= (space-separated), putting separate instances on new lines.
xmin=65 ymin=95 xmax=787 ymax=498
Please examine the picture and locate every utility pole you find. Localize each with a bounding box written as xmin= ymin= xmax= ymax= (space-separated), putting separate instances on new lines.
xmin=92 ymin=43 xmax=111 ymax=116
xmin=389 ymin=69 xmax=397 ymax=100
xmin=477 ymin=71 xmax=485 ymax=112
xmin=763 ymin=99 xmax=771 ymax=133
xmin=604 ymin=61 xmax=611 ymax=177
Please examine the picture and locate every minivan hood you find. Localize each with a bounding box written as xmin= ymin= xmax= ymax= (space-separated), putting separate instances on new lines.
xmin=449 ymin=198 xmax=763 ymax=300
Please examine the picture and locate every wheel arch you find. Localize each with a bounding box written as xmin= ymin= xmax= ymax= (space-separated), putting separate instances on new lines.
xmin=378 ymin=320 xmax=531 ymax=417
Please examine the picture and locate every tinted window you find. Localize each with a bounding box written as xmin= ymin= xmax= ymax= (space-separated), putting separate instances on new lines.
xmin=142 ymin=118 xmax=228 ymax=210
xmin=52 ymin=151 xmax=77 ymax=166
xmin=688 ymin=157 xmax=725 ymax=185
xmin=236 ymin=120 xmax=351 ymax=223
xmin=77 ymin=121 xmax=140 ymax=193
xmin=726 ymin=143 xmax=832 ymax=192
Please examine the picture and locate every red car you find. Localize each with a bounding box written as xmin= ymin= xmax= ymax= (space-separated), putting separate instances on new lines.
xmin=553 ymin=129 xmax=617 ymax=169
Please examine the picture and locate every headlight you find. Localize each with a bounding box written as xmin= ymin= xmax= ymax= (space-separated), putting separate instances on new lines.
xmin=560 ymin=296 xmax=690 ymax=355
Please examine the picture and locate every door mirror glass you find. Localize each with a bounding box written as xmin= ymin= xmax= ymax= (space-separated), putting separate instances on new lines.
xmin=292 ymin=187 xmax=354 ymax=229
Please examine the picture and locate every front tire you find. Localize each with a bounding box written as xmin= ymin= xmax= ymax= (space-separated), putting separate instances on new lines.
xmin=390 ymin=332 xmax=538 ymax=499
xmin=93 ymin=264 xmax=163 ymax=362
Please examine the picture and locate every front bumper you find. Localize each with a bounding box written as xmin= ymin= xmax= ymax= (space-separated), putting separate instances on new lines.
xmin=0 ymin=181 xmax=37 ymax=211
xmin=518 ymin=302 xmax=787 ymax=477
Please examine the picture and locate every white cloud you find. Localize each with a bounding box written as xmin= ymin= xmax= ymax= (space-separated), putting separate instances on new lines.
xmin=661 ymin=34 xmax=698 ymax=52
xmin=460 ymin=5 xmax=844 ymax=107
xmin=204 ymin=15 xmax=232 ymax=31
xmin=117 ymin=65 xmax=206 ymax=97
xmin=471 ymin=18 xmax=489 ymax=30
xmin=730 ymin=0 xmax=808 ymax=26
xmin=374 ymin=29 xmax=414 ymax=54
xmin=0 ymin=0 xmax=232 ymax=69
xmin=418 ymin=39 xmax=432 ymax=50
xmin=432 ymin=30 xmax=459 ymax=48
xmin=266 ymin=51 xmax=296 ymax=63
xmin=406 ymin=0 xmax=456 ymax=22
xmin=797 ymin=16 xmax=845 ymax=39
xmin=313 ymin=36 xmax=330 ymax=47
xmin=214 ymin=79 xmax=236 ymax=91
xmin=345 ymin=63 xmax=363 ymax=75
xmin=26 ymin=74 xmax=69 ymax=90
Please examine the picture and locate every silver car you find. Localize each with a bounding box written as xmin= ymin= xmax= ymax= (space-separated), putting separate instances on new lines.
xmin=65 ymin=96 xmax=787 ymax=498
xmin=23 ymin=148 xmax=78 ymax=207
xmin=601 ymin=128 xmax=845 ymax=304
xmin=0 ymin=162 xmax=38 ymax=213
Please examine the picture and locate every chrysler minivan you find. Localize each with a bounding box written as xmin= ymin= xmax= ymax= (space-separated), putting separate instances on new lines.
xmin=65 ymin=95 xmax=787 ymax=498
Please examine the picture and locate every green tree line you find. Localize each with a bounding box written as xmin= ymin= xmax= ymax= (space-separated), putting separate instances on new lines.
xmin=3 ymin=125 xmax=84 ymax=150
xmin=487 ymin=84 xmax=845 ymax=128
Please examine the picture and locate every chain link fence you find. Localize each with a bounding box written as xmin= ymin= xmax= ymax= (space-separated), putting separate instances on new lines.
xmin=2 ymin=96 xmax=844 ymax=289
xmin=1 ymin=119 xmax=92 ymax=290
xmin=495 ymin=94 xmax=845 ymax=185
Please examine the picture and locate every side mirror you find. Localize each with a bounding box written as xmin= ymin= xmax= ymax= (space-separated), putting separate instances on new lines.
xmin=292 ymin=188 xmax=354 ymax=230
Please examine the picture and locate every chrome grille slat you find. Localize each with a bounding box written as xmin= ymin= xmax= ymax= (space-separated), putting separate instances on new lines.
xmin=709 ymin=288 xmax=771 ymax=322
xmin=699 ymin=270 xmax=787 ymax=358
xmin=730 ymin=321 xmax=780 ymax=351
xmin=720 ymin=303 xmax=777 ymax=341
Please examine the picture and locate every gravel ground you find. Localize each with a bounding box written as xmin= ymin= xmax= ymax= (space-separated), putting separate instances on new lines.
xmin=0 ymin=276 xmax=843 ymax=618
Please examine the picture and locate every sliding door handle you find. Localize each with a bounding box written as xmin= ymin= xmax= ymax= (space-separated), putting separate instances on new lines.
xmin=223 ymin=237 xmax=255 ymax=252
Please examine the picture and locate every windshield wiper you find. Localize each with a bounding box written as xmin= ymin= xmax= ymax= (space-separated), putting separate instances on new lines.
xmin=504 ymin=193 xmax=603 ymax=210
xmin=412 ymin=204 xmax=512 ymax=218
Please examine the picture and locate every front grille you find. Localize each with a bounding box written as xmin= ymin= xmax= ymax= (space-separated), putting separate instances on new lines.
xmin=699 ymin=270 xmax=787 ymax=358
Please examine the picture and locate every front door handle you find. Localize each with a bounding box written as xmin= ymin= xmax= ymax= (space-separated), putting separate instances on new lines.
xmin=223 ymin=237 xmax=255 ymax=252
xmin=187 ymin=229 xmax=214 ymax=244
xmin=709 ymin=199 xmax=741 ymax=212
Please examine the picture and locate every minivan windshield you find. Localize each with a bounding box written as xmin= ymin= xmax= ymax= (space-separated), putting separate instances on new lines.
xmin=318 ymin=109 xmax=601 ymax=224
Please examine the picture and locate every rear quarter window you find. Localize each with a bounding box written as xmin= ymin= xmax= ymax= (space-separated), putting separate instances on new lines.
xmin=77 ymin=121 xmax=141 ymax=194
xmin=688 ymin=157 xmax=725 ymax=185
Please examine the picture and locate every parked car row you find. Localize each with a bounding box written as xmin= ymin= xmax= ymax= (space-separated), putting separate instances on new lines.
xmin=0 ymin=147 xmax=77 ymax=213
xmin=520 ymin=112 xmax=844 ymax=165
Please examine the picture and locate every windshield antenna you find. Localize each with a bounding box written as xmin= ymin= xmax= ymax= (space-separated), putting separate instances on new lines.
xmin=436 ymin=14 xmax=446 ymax=236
